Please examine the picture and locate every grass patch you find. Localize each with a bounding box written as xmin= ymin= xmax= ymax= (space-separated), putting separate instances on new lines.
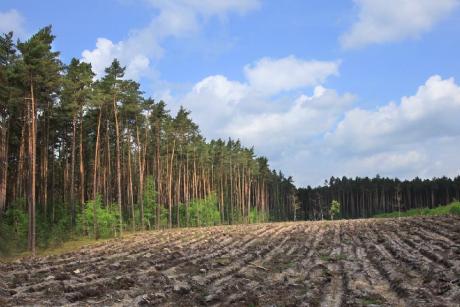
xmin=360 ymin=295 xmax=384 ymax=305
xmin=0 ymin=237 xmax=112 ymax=262
xmin=374 ymin=202 xmax=460 ymax=218
xmin=319 ymin=253 xmax=347 ymax=262
xmin=0 ymin=230 xmax=144 ymax=262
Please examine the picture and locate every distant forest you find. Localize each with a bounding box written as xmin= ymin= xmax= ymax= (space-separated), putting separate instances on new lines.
xmin=297 ymin=175 xmax=460 ymax=220
xmin=0 ymin=27 xmax=296 ymax=254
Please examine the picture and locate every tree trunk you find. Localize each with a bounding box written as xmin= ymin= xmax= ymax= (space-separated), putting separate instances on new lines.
xmin=92 ymin=110 xmax=102 ymax=199
xmin=113 ymin=97 xmax=123 ymax=236
xmin=79 ymin=111 xmax=85 ymax=207
xmin=0 ymin=118 xmax=8 ymax=213
xmin=168 ymin=139 xmax=176 ymax=228
xmin=70 ymin=113 xmax=77 ymax=226
xmin=155 ymin=121 xmax=161 ymax=229
xmin=127 ymin=133 xmax=135 ymax=231
xmin=92 ymin=109 xmax=102 ymax=240
xmin=27 ymin=81 xmax=37 ymax=256
xmin=136 ymin=127 xmax=145 ymax=230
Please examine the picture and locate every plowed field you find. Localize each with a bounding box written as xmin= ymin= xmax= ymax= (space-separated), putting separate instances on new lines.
xmin=1 ymin=216 xmax=460 ymax=306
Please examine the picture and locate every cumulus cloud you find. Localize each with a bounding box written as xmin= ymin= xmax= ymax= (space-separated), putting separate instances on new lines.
xmin=176 ymin=67 xmax=460 ymax=186
xmin=179 ymin=75 xmax=251 ymax=137
xmin=327 ymin=75 xmax=460 ymax=152
xmin=177 ymin=57 xmax=344 ymax=148
xmin=171 ymin=56 xmax=352 ymax=187
xmin=318 ymin=75 xmax=460 ymax=185
xmin=145 ymin=0 xmax=260 ymax=17
xmin=0 ymin=9 xmax=26 ymax=37
xmin=244 ymin=56 xmax=340 ymax=96
xmin=340 ymin=0 xmax=459 ymax=49
xmin=225 ymin=87 xmax=353 ymax=151
xmin=82 ymin=0 xmax=260 ymax=79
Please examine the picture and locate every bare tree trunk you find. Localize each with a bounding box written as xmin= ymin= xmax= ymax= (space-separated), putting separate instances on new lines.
xmin=113 ymin=97 xmax=123 ymax=236
xmin=127 ymin=133 xmax=135 ymax=231
xmin=168 ymin=139 xmax=176 ymax=228
xmin=105 ymin=120 xmax=111 ymax=205
xmin=27 ymin=81 xmax=37 ymax=256
xmin=176 ymin=162 xmax=181 ymax=227
xmin=185 ymin=151 xmax=190 ymax=226
xmin=41 ymin=103 xmax=49 ymax=217
xmin=0 ymin=118 xmax=8 ymax=213
xmin=136 ymin=127 xmax=145 ymax=230
xmin=70 ymin=114 xmax=77 ymax=226
xmin=79 ymin=111 xmax=85 ymax=207
xmin=92 ymin=110 xmax=102 ymax=240
xmin=155 ymin=121 xmax=161 ymax=229
xmin=16 ymin=122 xmax=26 ymax=200
xmin=92 ymin=110 xmax=102 ymax=199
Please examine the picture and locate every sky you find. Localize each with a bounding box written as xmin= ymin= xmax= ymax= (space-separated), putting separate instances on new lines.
xmin=1 ymin=0 xmax=460 ymax=187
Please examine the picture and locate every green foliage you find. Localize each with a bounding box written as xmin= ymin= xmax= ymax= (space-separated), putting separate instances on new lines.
xmin=76 ymin=195 xmax=120 ymax=238
xmin=158 ymin=206 xmax=169 ymax=229
xmin=330 ymin=200 xmax=341 ymax=220
xmin=0 ymin=198 xmax=73 ymax=256
xmin=36 ymin=204 xmax=71 ymax=249
xmin=188 ymin=193 xmax=221 ymax=227
xmin=449 ymin=203 xmax=460 ymax=215
xmin=374 ymin=202 xmax=460 ymax=218
xmin=0 ymin=199 xmax=28 ymax=255
xmin=143 ymin=176 xmax=157 ymax=229
xmin=249 ymin=208 xmax=268 ymax=224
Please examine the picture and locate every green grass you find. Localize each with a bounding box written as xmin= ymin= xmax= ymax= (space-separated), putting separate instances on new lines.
xmin=0 ymin=231 xmax=143 ymax=262
xmin=374 ymin=202 xmax=460 ymax=218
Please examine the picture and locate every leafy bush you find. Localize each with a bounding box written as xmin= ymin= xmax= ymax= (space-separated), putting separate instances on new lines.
xmin=449 ymin=203 xmax=460 ymax=215
xmin=0 ymin=198 xmax=28 ymax=255
xmin=188 ymin=193 xmax=221 ymax=227
xmin=76 ymin=195 xmax=120 ymax=238
xmin=249 ymin=208 xmax=268 ymax=224
xmin=330 ymin=200 xmax=341 ymax=220
xmin=0 ymin=198 xmax=76 ymax=255
xmin=374 ymin=202 xmax=460 ymax=218
xmin=142 ymin=176 xmax=157 ymax=229
xmin=36 ymin=203 xmax=72 ymax=249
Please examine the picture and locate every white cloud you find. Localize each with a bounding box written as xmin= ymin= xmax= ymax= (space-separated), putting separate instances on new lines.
xmin=171 ymin=56 xmax=352 ymax=187
xmin=145 ymin=0 xmax=260 ymax=17
xmin=344 ymin=150 xmax=428 ymax=176
xmin=225 ymin=87 xmax=353 ymax=151
xmin=176 ymin=57 xmax=345 ymax=147
xmin=244 ymin=56 xmax=340 ymax=96
xmin=341 ymin=0 xmax=459 ymax=49
xmin=0 ymin=9 xmax=26 ymax=37
xmin=82 ymin=0 xmax=260 ymax=79
xmin=327 ymin=75 xmax=460 ymax=152
xmin=179 ymin=75 xmax=250 ymax=138
xmin=316 ymin=75 xmax=460 ymax=185
xmin=175 ymin=68 xmax=460 ymax=186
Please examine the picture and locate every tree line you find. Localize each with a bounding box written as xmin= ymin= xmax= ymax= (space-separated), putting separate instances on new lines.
xmin=297 ymin=175 xmax=460 ymax=220
xmin=0 ymin=26 xmax=297 ymax=255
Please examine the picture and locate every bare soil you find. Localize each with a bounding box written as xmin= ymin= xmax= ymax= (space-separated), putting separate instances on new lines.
xmin=1 ymin=216 xmax=460 ymax=306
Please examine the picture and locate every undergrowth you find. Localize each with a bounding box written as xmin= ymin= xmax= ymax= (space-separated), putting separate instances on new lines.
xmin=374 ymin=202 xmax=460 ymax=218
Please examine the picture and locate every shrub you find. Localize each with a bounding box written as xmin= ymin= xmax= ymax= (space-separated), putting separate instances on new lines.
xmin=249 ymin=208 xmax=268 ymax=224
xmin=374 ymin=202 xmax=460 ymax=218
xmin=449 ymin=203 xmax=460 ymax=215
xmin=143 ymin=176 xmax=157 ymax=229
xmin=76 ymin=195 xmax=120 ymax=239
xmin=188 ymin=193 xmax=221 ymax=227
xmin=330 ymin=200 xmax=341 ymax=220
xmin=0 ymin=198 xmax=28 ymax=255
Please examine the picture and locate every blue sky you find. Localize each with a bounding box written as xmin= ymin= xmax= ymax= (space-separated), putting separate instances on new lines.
xmin=1 ymin=0 xmax=460 ymax=186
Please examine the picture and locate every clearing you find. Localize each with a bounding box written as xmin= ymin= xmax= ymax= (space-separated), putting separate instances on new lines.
xmin=1 ymin=216 xmax=460 ymax=306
